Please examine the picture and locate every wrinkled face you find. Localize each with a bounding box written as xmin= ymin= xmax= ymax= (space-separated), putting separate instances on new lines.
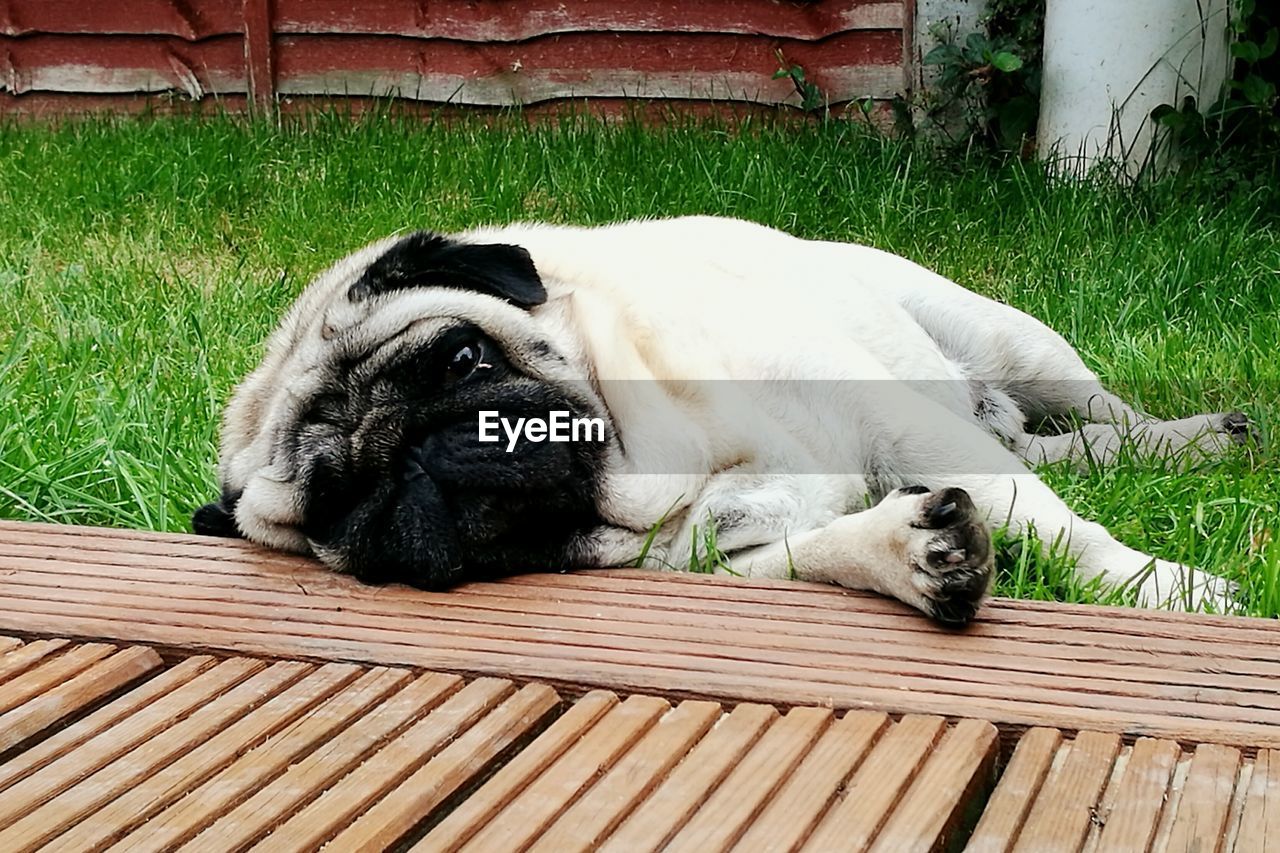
xmin=193 ymin=231 xmax=610 ymax=589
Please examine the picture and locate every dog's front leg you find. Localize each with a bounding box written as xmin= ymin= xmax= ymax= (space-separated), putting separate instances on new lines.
xmin=730 ymin=487 xmax=995 ymax=624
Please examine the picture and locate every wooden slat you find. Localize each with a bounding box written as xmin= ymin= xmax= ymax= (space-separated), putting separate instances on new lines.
xmin=1162 ymin=744 xmax=1242 ymax=852
xmin=0 ymin=655 xmax=215 ymax=794
xmin=0 ymin=659 xmax=309 ymax=852
xmin=1 ymin=0 xmax=902 ymax=40
xmin=329 ymin=683 xmax=562 ymax=852
xmin=272 ymin=0 xmax=904 ymax=40
xmin=0 ymin=1 xmax=243 ymax=38
xmin=243 ymin=0 xmax=274 ymax=112
xmin=0 ymin=636 xmax=22 ymax=655
xmin=597 ymin=703 xmax=778 ymax=853
xmin=967 ymin=727 xmax=1063 ymax=852
xmin=257 ymin=677 xmax=517 ymax=852
xmin=111 ymin=666 xmax=417 ymax=853
xmin=1090 ymin=738 xmax=1181 ymax=852
xmin=528 ymin=700 xmax=721 ymax=853
xmin=1234 ymin=749 xmax=1280 ymax=851
xmin=454 ymin=694 xmax=670 ymax=852
xmin=42 ymin=663 xmax=363 ymax=852
xmin=0 ymin=637 xmax=71 ymax=684
xmin=803 ymin=715 xmax=948 ymax=851
xmin=3 ymin=522 xmax=1280 ymax=752
xmin=11 ymin=554 xmax=1279 ymax=695
xmin=869 ymin=718 xmax=998 ymax=851
xmin=665 ymin=706 xmax=833 ymax=852
xmin=732 ymin=711 xmax=890 ymax=852
xmin=414 ymin=690 xmax=618 ymax=852
xmin=1013 ymin=731 xmax=1123 ymax=853
xmin=180 ymin=671 xmax=462 ymax=852
xmin=0 ymin=642 xmax=117 ymax=713
xmin=0 ymin=656 xmax=260 ymax=825
xmin=0 ymin=646 xmax=162 ymax=753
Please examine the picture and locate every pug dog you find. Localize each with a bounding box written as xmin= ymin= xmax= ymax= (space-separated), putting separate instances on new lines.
xmin=193 ymin=216 xmax=1246 ymax=623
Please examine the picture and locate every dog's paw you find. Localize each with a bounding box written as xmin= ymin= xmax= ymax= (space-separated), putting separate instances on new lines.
xmin=892 ymin=486 xmax=994 ymax=625
xmin=1134 ymin=560 xmax=1240 ymax=614
xmin=1216 ymin=412 xmax=1258 ymax=446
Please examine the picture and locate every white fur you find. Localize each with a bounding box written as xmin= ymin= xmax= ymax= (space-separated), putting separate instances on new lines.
xmin=467 ymin=216 xmax=1238 ymax=612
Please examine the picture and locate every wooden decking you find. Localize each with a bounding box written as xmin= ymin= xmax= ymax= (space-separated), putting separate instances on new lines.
xmin=0 ymin=520 xmax=1278 ymax=850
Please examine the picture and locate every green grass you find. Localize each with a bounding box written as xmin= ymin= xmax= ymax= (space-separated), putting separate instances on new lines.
xmin=0 ymin=111 xmax=1276 ymax=615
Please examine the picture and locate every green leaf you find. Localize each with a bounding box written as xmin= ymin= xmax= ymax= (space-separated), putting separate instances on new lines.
xmin=1231 ymin=40 xmax=1260 ymax=63
xmin=772 ymin=69 xmax=790 ymax=80
xmin=992 ymin=51 xmax=1024 ymax=72
xmin=922 ymin=45 xmax=956 ymax=66
xmin=1241 ymin=73 xmax=1275 ymax=105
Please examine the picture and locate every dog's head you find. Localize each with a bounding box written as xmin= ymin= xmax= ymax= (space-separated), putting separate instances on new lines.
xmin=193 ymin=231 xmax=610 ymax=588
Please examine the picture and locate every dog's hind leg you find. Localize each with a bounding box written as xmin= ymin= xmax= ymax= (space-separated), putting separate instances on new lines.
xmin=1015 ymin=412 xmax=1254 ymax=467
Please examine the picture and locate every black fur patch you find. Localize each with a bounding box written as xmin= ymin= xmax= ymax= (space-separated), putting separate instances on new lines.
xmin=348 ymin=232 xmax=546 ymax=308
xmin=192 ymin=487 xmax=243 ymax=539
xmin=292 ymin=323 xmax=607 ymax=589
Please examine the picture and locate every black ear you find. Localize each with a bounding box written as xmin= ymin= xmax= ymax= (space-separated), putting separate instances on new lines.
xmin=349 ymin=231 xmax=546 ymax=308
xmin=192 ymin=489 xmax=243 ymax=538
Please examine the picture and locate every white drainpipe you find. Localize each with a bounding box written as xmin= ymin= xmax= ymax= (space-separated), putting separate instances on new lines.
xmin=1037 ymin=0 xmax=1234 ymax=178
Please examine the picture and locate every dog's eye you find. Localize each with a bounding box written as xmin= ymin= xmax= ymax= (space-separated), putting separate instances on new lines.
xmin=445 ymin=340 xmax=482 ymax=383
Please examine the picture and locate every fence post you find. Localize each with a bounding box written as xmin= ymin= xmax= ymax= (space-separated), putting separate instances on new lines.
xmin=243 ymin=0 xmax=275 ymax=115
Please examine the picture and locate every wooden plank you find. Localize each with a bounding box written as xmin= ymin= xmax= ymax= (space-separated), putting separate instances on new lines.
xmin=180 ymin=671 xmax=461 ymax=852
xmin=5 ymin=573 xmax=1278 ymax=729
xmin=0 ymin=642 xmax=116 ymax=713
xmin=0 ymin=646 xmax=162 ymax=753
xmin=0 ymin=638 xmax=70 ymax=684
xmin=413 ymin=690 xmax=618 ymax=852
xmin=272 ymin=0 xmax=904 ymax=41
xmin=967 ymin=727 xmax=1063 ymax=852
xmin=0 ymin=35 xmax=247 ymax=96
xmin=328 ymin=683 xmax=561 ymax=852
xmin=0 ymin=1 xmax=243 ymax=38
xmin=597 ymin=703 xmax=778 ymax=853
xmin=869 ymin=718 xmax=999 ymax=851
xmin=256 ymin=677 xmax=516 ymax=852
xmin=803 ymin=715 xmax=948 ymax=851
xmin=528 ymin=700 xmax=721 ymax=853
xmin=454 ymin=694 xmax=670 ymax=852
xmin=1163 ymin=743 xmax=1242 ymax=853
xmin=5 ymin=523 xmax=1280 ymax=750
xmin=1234 ymin=749 xmax=1280 ymax=851
xmin=0 ymin=655 xmax=216 ymax=795
xmin=111 ymin=666 xmax=416 ymax=853
xmin=1090 ymin=738 xmax=1180 ymax=852
xmin=243 ymin=0 xmax=274 ymax=112
xmin=732 ymin=711 xmax=890 ymax=852
xmin=0 ymin=636 xmax=22 ymax=655
xmin=272 ymin=31 xmax=904 ymax=105
xmin=11 ymin=557 xmax=1279 ymax=695
xmin=42 ymin=662 xmax=362 ymax=853
xmin=1013 ymin=731 xmax=1123 ymax=853
xmin=666 ymin=706 xmax=833 ymax=852
xmin=0 ymin=659 xmax=308 ymax=852
xmin=0 ymin=658 xmax=258 ymax=826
